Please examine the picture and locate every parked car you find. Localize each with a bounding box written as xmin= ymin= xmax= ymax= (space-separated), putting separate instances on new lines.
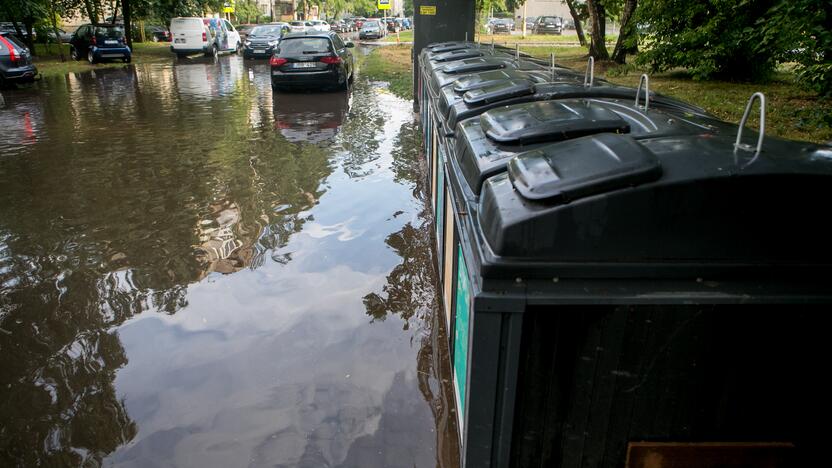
xmin=69 ymin=24 xmax=131 ymax=63
xmin=386 ymin=19 xmax=400 ymax=33
xmin=307 ymin=20 xmax=330 ymax=32
xmin=533 ymin=16 xmax=563 ymax=35
xmin=359 ymin=20 xmax=384 ymax=39
xmin=270 ymin=31 xmax=354 ymax=91
xmin=0 ymin=32 xmax=37 ymax=87
xmin=243 ymin=23 xmax=288 ymax=59
xmin=0 ymin=22 xmax=35 ymax=41
xmin=288 ymin=21 xmax=308 ymax=33
xmin=145 ymin=25 xmax=170 ymax=42
xmin=490 ymin=18 xmax=513 ymax=34
xmin=47 ymin=28 xmax=72 ymax=43
xmin=524 ymin=16 xmax=537 ymax=30
xmin=563 ymin=18 xmax=575 ymax=29
xmin=170 ymin=17 xmax=241 ymax=58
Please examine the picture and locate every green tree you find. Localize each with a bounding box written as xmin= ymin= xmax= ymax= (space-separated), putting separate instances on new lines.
xmin=758 ymin=0 xmax=832 ymax=95
xmin=636 ymin=0 xmax=779 ymax=82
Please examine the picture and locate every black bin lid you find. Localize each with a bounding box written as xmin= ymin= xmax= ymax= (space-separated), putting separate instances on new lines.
xmin=462 ymin=80 xmax=537 ymax=106
xmin=476 ymin=133 xmax=832 ymax=270
xmin=480 ymin=100 xmax=631 ymax=145
xmin=508 ymin=133 xmax=662 ymax=201
xmin=452 ymin=69 xmax=550 ymax=93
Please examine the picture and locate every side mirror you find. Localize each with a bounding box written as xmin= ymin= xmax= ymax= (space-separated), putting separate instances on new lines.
xmin=345 ymin=41 xmax=355 ymax=48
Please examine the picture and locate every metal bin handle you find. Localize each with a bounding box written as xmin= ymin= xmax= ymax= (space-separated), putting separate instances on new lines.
xmin=734 ymin=92 xmax=766 ymax=155
xmin=634 ymin=74 xmax=650 ymax=112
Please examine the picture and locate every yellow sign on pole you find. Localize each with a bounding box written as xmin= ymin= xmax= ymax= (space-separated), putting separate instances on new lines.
xmin=420 ymin=5 xmax=436 ymax=15
xmin=378 ymin=0 xmax=391 ymax=10
xmin=222 ymin=1 xmax=235 ymax=13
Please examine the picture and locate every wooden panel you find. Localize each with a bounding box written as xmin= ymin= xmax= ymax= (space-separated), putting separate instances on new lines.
xmin=626 ymin=442 xmax=795 ymax=468
xmin=442 ymin=193 xmax=455 ymax=329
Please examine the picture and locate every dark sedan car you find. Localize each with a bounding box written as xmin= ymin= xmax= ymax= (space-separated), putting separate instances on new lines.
xmin=533 ymin=16 xmax=563 ymax=35
xmin=270 ymin=32 xmax=354 ymax=91
xmin=0 ymin=32 xmax=37 ymax=86
xmin=244 ymin=24 xmax=288 ymax=59
xmin=146 ymin=25 xmax=171 ymax=42
xmin=491 ymin=19 xmax=513 ymax=34
xmin=70 ymin=24 xmax=131 ymax=63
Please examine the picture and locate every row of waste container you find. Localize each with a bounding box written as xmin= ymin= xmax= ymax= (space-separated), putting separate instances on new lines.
xmin=416 ymin=41 xmax=832 ymax=468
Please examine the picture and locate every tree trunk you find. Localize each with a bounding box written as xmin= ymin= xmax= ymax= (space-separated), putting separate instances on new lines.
xmin=565 ymin=0 xmax=587 ymax=47
xmin=121 ymin=0 xmax=132 ymax=48
xmin=49 ymin=0 xmax=65 ymax=61
xmin=111 ymin=0 xmax=119 ymax=24
xmin=611 ymin=0 xmax=637 ymax=64
xmin=83 ymin=0 xmax=98 ymax=23
xmin=586 ymin=0 xmax=608 ymax=60
xmin=22 ymin=19 xmax=36 ymax=55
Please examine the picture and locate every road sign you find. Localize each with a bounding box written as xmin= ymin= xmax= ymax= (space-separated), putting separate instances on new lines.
xmin=378 ymin=0 xmax=391 ymax=10
xmin=223 ymin=1 xmax=235 ymax=13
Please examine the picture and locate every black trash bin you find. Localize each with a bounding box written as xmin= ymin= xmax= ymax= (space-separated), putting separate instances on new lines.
xmin=441 ymin=108 xmax=832 ymax=468
xmin=432 ymin=93 xmax=726 ymax=310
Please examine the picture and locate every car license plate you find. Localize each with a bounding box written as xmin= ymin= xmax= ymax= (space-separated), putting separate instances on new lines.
xmin=293 ymin=62 xmax=316 ymax=68
xmin=254 ymin=49 xmax=266 ymax=54
xmin=105 ymin=40 xmax=118 ymax=45
xmin=175 ymin=38 xmax=184 ymax=43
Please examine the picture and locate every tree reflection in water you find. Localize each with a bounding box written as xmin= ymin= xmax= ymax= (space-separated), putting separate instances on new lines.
xmin=0 ymin=63 xmax=331 ymax=465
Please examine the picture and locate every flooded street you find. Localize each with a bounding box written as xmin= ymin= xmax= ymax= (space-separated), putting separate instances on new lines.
xmin=0 ymin=53 xmax=459 ymax=467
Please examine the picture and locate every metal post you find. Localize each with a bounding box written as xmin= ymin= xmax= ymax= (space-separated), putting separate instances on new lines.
xmin=550 ymin=52 xmax=555 ymax=81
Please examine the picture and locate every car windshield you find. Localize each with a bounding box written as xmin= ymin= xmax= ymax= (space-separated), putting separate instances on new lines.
xmin=94 ymin=26 xmax=125 ymax=38
xmin=278 ymin=37 xmax=331 ymax=55
xmin=540 ymin=17 xmax=561 ymax=23
xmin=290 ymin=22 xmax=305 ymax=26
xmin=365 ymin=22 xmax=379 ymax=28
xmin=251 ymin=26 xmax=283 ymax=36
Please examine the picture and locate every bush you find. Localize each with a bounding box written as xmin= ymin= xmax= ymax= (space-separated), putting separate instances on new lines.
xmin=757 ymin=0 xmax=832 ymax=96
xmin=636 ymin=0 xmax=780 ymax=82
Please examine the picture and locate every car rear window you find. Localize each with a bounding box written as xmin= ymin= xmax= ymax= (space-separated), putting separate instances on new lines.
xmin=94 ymin=26 xmax=124 ymax=38
xmin=1 ymin=33 xmax=27 ymax=49
xmin=278 ymin=37 xmax=331 ymax=54
xmin=290 ymin=22 xmax=305 ymax=26
xmin=171 ymin=18 xmax=203 ymax=30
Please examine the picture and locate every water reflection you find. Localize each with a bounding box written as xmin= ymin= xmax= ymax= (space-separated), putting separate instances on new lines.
xmin=273 ymin=89 xmax=350 ymax=144
xmin=0 ymin=56 xmax=457 ymax=467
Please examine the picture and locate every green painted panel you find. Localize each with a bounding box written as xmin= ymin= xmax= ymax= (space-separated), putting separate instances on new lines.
xmin=454 ymin=245 xmax=471 ymax=416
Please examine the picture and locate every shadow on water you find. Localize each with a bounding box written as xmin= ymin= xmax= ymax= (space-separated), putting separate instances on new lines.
xmin=0 ymin=55 xmax=458 ymax=467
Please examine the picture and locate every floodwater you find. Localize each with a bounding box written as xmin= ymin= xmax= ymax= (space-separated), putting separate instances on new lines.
xmin=0 ymin=53 xmax=459 ymax=467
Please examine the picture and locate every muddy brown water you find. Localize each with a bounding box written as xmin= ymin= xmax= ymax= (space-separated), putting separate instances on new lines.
xmin=0 ymin=54 xmax=459 ymax=467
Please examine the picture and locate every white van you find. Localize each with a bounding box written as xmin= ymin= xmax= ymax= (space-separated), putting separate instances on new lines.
xmin=170 ymin=17 xmax=241 ymax=58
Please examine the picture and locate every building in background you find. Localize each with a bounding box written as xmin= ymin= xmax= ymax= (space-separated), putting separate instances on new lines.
xmin=513 ymin=0 xmax=571 ymax=20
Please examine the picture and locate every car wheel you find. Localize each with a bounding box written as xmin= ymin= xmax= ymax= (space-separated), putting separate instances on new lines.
xmin=70 ymin=47 xmax=79 ymax=61
xmin=88 ymin=49 xmax=96 ymax=64
xmin=123 ymin=56 xmax=131 ymax=63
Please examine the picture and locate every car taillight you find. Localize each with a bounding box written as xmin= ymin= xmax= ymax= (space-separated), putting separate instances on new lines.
xmin=270 ymin=57 xmax=287 ymax=67
xmin=202 ymin=31 xmax=207 ymax=42
xmin=321 ymin=56 xmax=341 ymax=64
